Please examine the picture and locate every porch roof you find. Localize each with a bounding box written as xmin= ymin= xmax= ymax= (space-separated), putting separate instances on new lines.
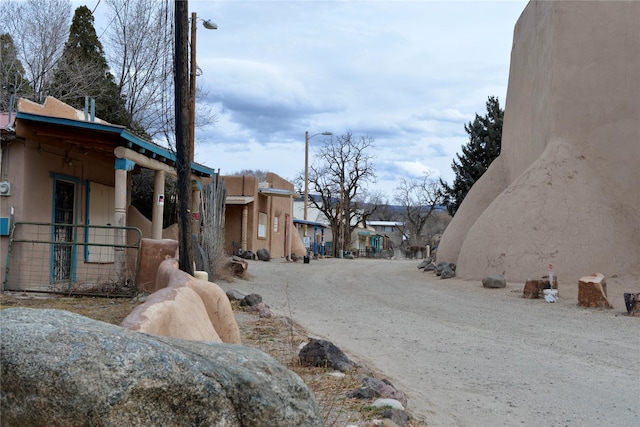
xmin=15 ymin=112 xmax=216 ymax=177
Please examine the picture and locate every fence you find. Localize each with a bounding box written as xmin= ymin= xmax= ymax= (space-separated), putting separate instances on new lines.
xmin=3 ymin=222 xmax=142 ymax=297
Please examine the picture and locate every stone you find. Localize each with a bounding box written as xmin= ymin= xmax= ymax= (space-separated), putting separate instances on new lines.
xmin=256 ymin=248 xmax=271 ymax=261
xmin=380 ymin=408 xmax=410 ymax=427
xmin=578 ymin=273 xmax=612 ymax=309
xmin=0 ymin=308 xmax=322 ymax=427
xmin=240 ymin=250 xmax=256 ymax=260
xmin=423 ymin=262 xmax=436 ymax=271
xmin=483 ymin=274 xmax=506 ymax=288
xmin=241 ymin=293 xmax=263 ymax=307
xmin=440 ymin=266 xmax=455 ymax=279
xmin=624 ymin=293 xmax=639 ymax=316
xmin=299 ymin=338 xmax=355 ymax=372
xmin=226 ymin=288 xmax=246 ymax=301
xmin=357 ymin=376 xmax=407 ymax=408
xmin=435 ymin=261 xmax=449 ymax=275
xmin=417 ymin=260 xmax=429 ymax=269
xmin=371 ymin=398 xmax=405 ymax=411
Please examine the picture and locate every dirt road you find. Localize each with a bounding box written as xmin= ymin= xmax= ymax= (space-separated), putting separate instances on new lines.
xmin=234 ymin=257 xmax=639 ymax=427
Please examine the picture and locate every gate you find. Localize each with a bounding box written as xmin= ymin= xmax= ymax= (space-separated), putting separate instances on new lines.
xmin=3 ymin=222 xmax=142 ymax=296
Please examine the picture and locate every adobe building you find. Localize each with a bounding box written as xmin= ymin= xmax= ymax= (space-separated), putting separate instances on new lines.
xmin=223 ymin=173 xmax=304 ymax=260
xmin=437 ymin=1 xmax=640 ymax=281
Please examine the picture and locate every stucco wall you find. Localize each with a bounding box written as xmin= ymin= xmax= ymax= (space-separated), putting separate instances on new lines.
xmin=436 ymin=1 xmax=640 ymax=281
xmin=222 ymin=174 xmax=296 ymax=259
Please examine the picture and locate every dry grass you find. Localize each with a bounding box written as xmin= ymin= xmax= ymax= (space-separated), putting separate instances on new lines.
xmin=0 ymin=293 xmax=426 ymax=427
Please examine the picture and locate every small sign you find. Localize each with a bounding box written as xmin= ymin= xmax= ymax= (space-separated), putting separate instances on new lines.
xmin=303 ymin=236 xmax=311 ymax=248
xmin=548 ymin=263 xmax=554 ymax=284
xmin=158 ymin=195 xmax=164 ymax=205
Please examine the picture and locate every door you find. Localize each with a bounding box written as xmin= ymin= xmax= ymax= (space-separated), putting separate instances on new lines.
xmin=52 ymin=180 xmax=76 ymax=283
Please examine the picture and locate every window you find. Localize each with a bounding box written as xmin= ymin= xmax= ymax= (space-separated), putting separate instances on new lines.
xmin=258 ymin=212 xmax=267 ymax=239
xmin=273 ymin=215 xmax=279 ymax=233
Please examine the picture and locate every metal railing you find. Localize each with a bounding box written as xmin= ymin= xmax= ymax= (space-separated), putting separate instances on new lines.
xmin=3 ymin=222 xmax=142 ymax=297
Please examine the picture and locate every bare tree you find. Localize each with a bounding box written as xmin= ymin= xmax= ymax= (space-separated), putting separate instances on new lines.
xmin=0 ymin=0 xmax=72 ymax=103
xmin=104 ymin=0 xmax=216 ymax=143
xmin=393 ymin=174 xmax=445 ymax=251
xmin=103 ymin=0 xmax=174 ymax=137
xmin=307 ymin=131 xmax=376 ymax=256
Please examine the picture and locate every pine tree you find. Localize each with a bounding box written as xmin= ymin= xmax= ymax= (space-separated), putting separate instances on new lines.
xmin=48 ymin=6 xmax=131 ymax=126
xmin=441 ymin=96 xmax=504 ymax=216
xmin=0 ymin=33 xmax=33 ymax=111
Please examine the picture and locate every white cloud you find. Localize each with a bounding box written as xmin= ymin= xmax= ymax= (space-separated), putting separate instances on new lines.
xmin=82 ymin=0 xmax=528 ymax=199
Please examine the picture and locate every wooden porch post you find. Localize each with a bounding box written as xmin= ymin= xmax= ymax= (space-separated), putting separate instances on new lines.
xmin=152 ymin=170 xmax=165 ymax=239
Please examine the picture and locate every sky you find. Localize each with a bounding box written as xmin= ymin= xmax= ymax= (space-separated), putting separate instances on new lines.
xmin=84 ymin=0 xmax=529 ymax=200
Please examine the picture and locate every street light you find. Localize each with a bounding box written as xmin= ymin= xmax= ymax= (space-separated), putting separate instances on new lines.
xmin=190 ymin=12 xmax=217 ymax=162
xmin=304 ymin=131 xmax=332 ymax=244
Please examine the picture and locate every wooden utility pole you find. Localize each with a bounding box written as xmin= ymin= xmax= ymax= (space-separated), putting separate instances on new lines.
xmin=174 ymin=0 xmax=194 ymax=275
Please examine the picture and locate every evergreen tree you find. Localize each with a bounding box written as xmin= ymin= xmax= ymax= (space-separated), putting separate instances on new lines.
xmin=48 ymin=6 xmax=130 ymax=126
xmin=0 ymin=33 xmax=33 ymax=111
xmin=441 ymin=96 xmax=504 ymax=216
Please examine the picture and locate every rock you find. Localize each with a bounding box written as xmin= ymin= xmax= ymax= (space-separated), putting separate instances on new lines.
xmin=483 ymin=274 xmax=506 ymax=288
xmin=347 ymin=387 xmax=376 ymax=400
xmin=578 ymin=273 xmax=612 ymax=309
xmin=356 ymin=376 xmax=407 ymax=407
xmin=299 ymin=338 xmax=355 ymax=372
xmin=226 ymin=288 xmax=246 ymax=301
xmin=240 ymin=293 xmax=263 ymax=307
xmin=435 ymin=261 xmax=448 ymax=275
xmin=0 ymin=308 xmax=322 ymax=427
xmin=440 ymin=266 xmax=455 ymax=279
xmin=246 ymin=302 xmax=275 ymax=318
xmin=371 ymin=398 xmax=405 ymax=411
xmin=417 ymin=260 xmax=429 ymax=269
xmin=380 ymin=408 xmax=410 ymax=427
xmin=624 ymin=293 xmax=639 ymax=316
xmin=240 ymin=250 xmax=256 ymax=260
xmin=256 ymin=248 xmax=271 ymax=261
xmin=423 ymin=262 xmax=436 ymax=271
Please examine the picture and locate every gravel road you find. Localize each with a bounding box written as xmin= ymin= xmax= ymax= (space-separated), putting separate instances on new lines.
xmin=234 ymin=257 xmax=639 ymax=427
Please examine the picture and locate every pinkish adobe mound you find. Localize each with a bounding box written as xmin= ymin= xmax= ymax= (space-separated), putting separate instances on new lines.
xmin=437 ymin=1 xmax=639 ymax=281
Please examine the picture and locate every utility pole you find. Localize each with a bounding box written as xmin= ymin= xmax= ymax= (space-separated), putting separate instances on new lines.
xmin=174 ymin=0 xmax=194 ymax=275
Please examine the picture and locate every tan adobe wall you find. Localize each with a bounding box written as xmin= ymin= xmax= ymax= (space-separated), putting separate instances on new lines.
xmin=437 ymin=1 xmax=640 ymax=280
xmin=121 ymin=257 xmax=241 ymax=344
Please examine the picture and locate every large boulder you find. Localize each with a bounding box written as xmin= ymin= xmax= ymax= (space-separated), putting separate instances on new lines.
xmin=0 ymin=308 xmax=322 ymax=427
xmin=436 ymin=1 xmax=640 ymax=281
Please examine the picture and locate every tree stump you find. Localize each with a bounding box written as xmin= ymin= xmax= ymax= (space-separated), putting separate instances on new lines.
xmin=578 ymin=273 xmax=612 ymax=309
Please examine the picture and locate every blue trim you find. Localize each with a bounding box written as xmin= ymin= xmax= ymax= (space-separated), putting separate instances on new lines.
xmin=84 ymin=181 xmax=91 ymax=261
xmin=115 ymin=158 xmax=136 ymax=171
xmin=17 ymin=112 xmax=216 ymax=177
xmin=50 ymin=173 xmax=82 ymax=285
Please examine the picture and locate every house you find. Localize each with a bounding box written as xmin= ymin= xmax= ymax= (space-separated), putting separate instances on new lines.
xmin=293 ymin=194 xmax=331 ymax=256
xmin=0 ymin=97 xmax=215 ymax=293
xmin=222 ymin=173 xmax=303 ymax=260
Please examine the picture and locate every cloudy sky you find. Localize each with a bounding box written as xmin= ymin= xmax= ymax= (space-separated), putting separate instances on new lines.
xmin=88 ymin=0 xmax=529 ymax=199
